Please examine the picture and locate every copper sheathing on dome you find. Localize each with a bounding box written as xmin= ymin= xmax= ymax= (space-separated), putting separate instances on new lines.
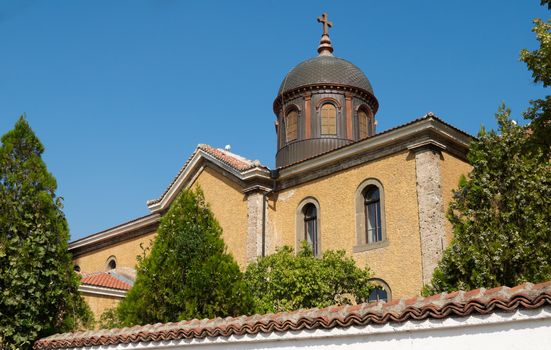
xmin=317 ymin=13 xmax=334 ymax=56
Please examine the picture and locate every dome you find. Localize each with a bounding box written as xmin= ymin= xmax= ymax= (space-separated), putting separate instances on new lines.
xmin=278 ymin=55 xmax=374 ymax=95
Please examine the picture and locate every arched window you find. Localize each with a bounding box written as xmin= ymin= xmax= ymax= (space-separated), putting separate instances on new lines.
xmin=74 ymin=265 xmax=81 ymax=273
xmin=285 ymin=109 xmax=298 ymax=142
xmin=106 ymin=256 xmax=117 ymax=270
xmin=303 ymin=203 xmax=318 ymax=256
xmin=358 ymin=109 xmax=369 ymax=139
xmin=297 ymin=198 xmax=321 ymax=256
xmin=354 ymin=179 xmax=387 ymax=252
xmin=320 ymin=103 xmax=337 ymax=135
xmin=364 ymin=185 xmax=382 ymax=243
xmin=368 ymin=278 xmax=392 ymax=302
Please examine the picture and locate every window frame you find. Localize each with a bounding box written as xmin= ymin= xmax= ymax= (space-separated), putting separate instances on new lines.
xmin=320 ymin=103 xmax=337 ymax=136
xmin=285 ymin=108 xmax=299 ymax=143
xmin=353 ymin=179 xmax=388 ymax=252
xmin=296 ymin=197 xmax=321 ymax=256
xmin=356 ymin=105 xmax=373 ymax=139
xmin=367 ymin=278 xmax=392 ymax=302
xmin=105 ymin=255 xmax=117 ymax=271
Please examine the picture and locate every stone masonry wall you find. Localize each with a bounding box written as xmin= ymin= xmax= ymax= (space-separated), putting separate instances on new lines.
xmin=414 ymin=148 xmax=446 ymax=285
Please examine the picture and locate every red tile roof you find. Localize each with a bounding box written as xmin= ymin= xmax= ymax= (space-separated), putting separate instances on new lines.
xmin=80 ymin=272 xmax=132 ymax=291
xmin=35 ymin=280 xmax=551 ymax=350
xmin=147 ymin=144 xmax=266 ymax=206
xmin=198 ymin=144 xmax=259 ymax=171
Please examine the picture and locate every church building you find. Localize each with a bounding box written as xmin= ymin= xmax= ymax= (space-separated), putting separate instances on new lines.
xmin=70 ymin=14 xmax=473 ymax=320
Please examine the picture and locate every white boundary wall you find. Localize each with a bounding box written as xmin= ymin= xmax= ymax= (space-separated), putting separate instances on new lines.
xmin=74 ymin=307 xmax=551 ymax=350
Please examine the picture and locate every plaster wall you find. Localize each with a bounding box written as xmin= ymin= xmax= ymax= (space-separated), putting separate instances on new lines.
xmin=81 ymin=293 xmax=121 ymax=323
xmin=191 ymin=166 xmax=249 ymax=268
xmin=268 ymin=150 xmax=423 ymax=298
xmin=440 ymin=151 xmax=472 ymax=244
xmin=73 ymin=231 xmax=156 ymax=273
xmin=83 ymin=308 xmax=551 ymax=350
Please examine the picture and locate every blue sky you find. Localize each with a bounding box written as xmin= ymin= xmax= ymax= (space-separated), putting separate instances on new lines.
xmin=0 ymin=1 xmax=548 ymax=240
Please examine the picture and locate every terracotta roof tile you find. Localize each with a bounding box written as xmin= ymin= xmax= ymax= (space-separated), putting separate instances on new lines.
xmin=80 ymin=272 xmax=132 ymax=291
xmin=147 ymin=144 xmax=266 ymax=206
xmin=35 ymin=281 xmax=551 ymax=350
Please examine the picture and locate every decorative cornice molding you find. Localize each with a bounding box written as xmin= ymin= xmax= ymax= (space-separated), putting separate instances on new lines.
xmin=276 ymin=116 xmax=471 ymax=188
xmin=273 ymin=83 xmax=379 ymax=115
xmin=69 ymin=213 xmax=160 ymax=255
xmin=78 ymin=284 xmax=127 ymax=298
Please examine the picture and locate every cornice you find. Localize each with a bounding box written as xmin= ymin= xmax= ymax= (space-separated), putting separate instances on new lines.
xmin=276 ymin=116 xmax=471 ymax=189
xmin=78 ymin=284 xmax=127 ymax=298
xmin=273 ymin=83 xmax=379 ymax=115
xmin=69 ymin=213 xmax=160 ymax=255
xmin=148 ymin=149 xmax=272 ymax=214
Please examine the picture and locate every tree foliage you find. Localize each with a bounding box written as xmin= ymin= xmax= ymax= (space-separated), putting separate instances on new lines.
xmin=116 ymin=187 xmax=254 ymax=326
xmin=244 ymin=243 xmax=374 ymax=314
xmin=0 ymin=117 xmax=92 ymax=350
xmin=520 ymin=17 xmax=551 ymax=154
xmin=425 ymin=2 xmax=551 ymax=295
xmin=425 ymin=107 xmax=551 ymax=294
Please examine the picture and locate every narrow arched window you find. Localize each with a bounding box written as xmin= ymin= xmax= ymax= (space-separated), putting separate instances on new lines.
xmin=285 ymin=110 xmax=298 ymax=142
xmin=303 ymin=203 xmax=318 ymax=256
xmin=320 ymin=103 xmax=337 ymax=135
xmin=367 ymin=117 xmax=373 ymax=136
xmin=358 ymin=109 xmax=369 ymax=139
xmin=364 ymin=186 xmax=382 ymax=243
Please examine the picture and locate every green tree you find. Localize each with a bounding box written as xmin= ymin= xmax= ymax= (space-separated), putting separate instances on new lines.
xmin=0 ymin=117 xmax=92 ymax=350
xmin=244 ymin=243 xmax=374 ymax=314
xmin=520 ymin=17 xmax=551 ymax=154
xmin=425 ymin=2 xmax=551 ymax=295
xmin=116 ymin=187 xmax=254 ymax=326
xmin=425 ymin=107 xmax=551 ymax=293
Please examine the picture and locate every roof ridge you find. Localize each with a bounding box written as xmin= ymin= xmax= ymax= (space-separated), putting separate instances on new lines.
xmin=34 ymin=280 xmax=551 ymax=350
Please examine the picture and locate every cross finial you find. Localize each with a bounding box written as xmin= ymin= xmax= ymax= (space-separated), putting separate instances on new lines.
xmin=317 ymin=13 xmax=332 ymax=36
xmin=316 ymin=13 xmax=334 ymax=56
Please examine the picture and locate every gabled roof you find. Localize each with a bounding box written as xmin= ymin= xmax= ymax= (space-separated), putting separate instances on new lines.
xmin=34 ymin=280 xmax=551 ymax=350
xmin=80 ymin=271 xmax=133 ymax=291
xmin=146 ymin=144 xmax=271 ymax=213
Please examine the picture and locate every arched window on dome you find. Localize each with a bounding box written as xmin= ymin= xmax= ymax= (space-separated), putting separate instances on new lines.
xmin=357 ymin=106 xmax=373 ymax=139
xmin=285 ymin=109 xmax=298 ymax=142
xmin=320 ymin=103 xmax=337 ymax=135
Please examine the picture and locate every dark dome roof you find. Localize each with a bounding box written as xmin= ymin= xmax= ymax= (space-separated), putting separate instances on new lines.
xmin=278 ymin=55 xmax=373 ymax=95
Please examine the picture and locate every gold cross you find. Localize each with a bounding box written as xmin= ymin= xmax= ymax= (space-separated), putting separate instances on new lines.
xmin=317 ymin=13 xmax=332 ymax=36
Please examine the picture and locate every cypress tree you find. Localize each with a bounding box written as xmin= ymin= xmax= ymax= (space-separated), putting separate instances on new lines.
xmin=0 ymin=117 xmax=91 ymax=350
xmin=117 ymin=187 xmax=253 ymax=326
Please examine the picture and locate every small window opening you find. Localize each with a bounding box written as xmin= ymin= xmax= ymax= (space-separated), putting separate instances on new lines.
xmin=364 ymin=186 xmax=382 ymax=243
xmin=303 ymin=203 xmax=318 ymax=256
xmin=320 ymin=103 xmax=337 ymax=135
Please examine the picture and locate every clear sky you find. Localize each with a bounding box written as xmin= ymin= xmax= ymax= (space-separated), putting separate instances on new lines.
xmin=0 ymin=1 xmax=548 ymax=240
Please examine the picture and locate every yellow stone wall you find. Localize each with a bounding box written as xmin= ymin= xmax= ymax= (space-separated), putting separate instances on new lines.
xmin=440 ymin=151 xmax=473 ymax=244
xmin=81 ymin=293 xmax=121 ymax=324
xmin=191 ymin=166 xmax=249 ymax=268
xmin=268 ymin=151 xmax=424 ymax=299
xmin=73 ymin=231 xmax=156 ymax=273
xmin=74 ymin=148 xmax=470 ymax=317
